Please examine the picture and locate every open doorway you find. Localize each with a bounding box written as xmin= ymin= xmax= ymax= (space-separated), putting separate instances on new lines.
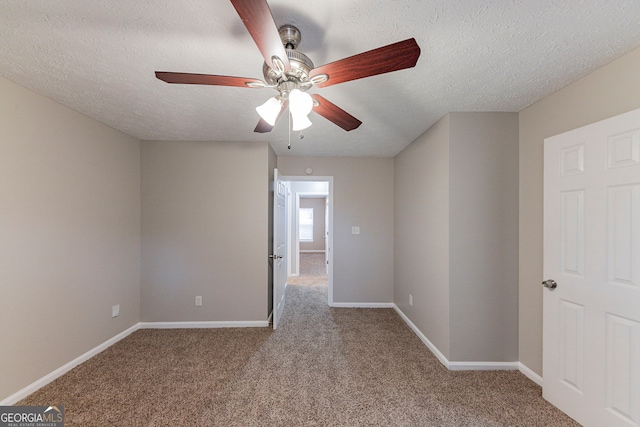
xmin=298 ymin=196 xmax=327 ymax=278
xmin=282 ymin=176 xmax=333 ymax=305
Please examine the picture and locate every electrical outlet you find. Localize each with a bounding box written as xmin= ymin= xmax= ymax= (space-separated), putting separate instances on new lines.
xmin=195 ymin=296 xmax=202 ymax=306
xmin=112 ymin=304 xmax=120 ymax=318
xmin=351 ymin=226 xmax=360 ymax=235
xmin=409 ymin=295 xmax=413 ymax=306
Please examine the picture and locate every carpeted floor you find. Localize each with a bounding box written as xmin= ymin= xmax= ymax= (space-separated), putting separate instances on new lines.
xmin=19 ymin=274 xmax=578 ymax=426
xmin=298 ymin=252 xmax=328 ymax=277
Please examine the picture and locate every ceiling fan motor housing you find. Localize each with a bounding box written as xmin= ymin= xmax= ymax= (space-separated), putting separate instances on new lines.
xmin=263 ymin=49 xmax=314 ymax=86
xmin=263 ymin=25 xmax=314 ymax=87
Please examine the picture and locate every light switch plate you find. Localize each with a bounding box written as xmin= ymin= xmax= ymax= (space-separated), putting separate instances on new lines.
xmin=352 ymin=226 xmax=360 ymax=235
xmin=112 ymin=304 xmax=120 ymax=318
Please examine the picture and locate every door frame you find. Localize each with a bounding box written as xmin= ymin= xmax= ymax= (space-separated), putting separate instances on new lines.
xmin=281 ymin=175 xmax=334 ymax=305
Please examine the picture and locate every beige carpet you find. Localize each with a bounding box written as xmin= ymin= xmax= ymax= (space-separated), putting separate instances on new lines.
xmin=298 ymin=252 xmax=328 ymax=277
xmin=19 ymin=277 xmax=578 ymax=426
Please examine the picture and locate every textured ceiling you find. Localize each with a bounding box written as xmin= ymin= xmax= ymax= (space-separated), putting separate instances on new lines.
xmin=1 ymin=1 xmax=640 ymax=157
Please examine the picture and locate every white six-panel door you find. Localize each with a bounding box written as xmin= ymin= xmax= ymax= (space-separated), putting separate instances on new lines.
xmin=272 ymin=169 xmax=287 ymax=329
xmin=543 ymin=108 xmax=640 ymax=426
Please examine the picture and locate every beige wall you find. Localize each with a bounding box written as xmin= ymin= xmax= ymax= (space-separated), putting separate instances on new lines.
xmin=394 ymin=112 xmax=519 ymax=362
xmin=141 ymin=140 xmax=270 ymax=322
xmin=0 ymin=77 xmax=141 ymax=400
xmin=299 ymin=197 xmax=326 ymax=252
xmin=394 ymin=115 xmax=451 ymax=358
xmin=449 ymin=112 xmax=519 ymax=362
xmin=278 ymin=157 xmax=394 ymax=303
xmin=518 ymin=46 xmax=640 ymax=375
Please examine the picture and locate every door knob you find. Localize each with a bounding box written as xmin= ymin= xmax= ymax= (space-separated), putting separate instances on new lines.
xmin=542 ymin=279 xmax=557 ymax=289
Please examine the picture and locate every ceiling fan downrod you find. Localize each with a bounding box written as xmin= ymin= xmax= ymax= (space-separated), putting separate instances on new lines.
xmin=279 ymin=24 xmax=301 ymax=50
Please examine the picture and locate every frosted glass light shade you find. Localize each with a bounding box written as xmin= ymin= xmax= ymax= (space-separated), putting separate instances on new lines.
xmin=291 ymin=113 xmax=312 ymax=131
xmin=256 ymin=97 xmax=282 ymax=126
xmin=289 ymin=89 xmax=313 ymax=116
xmin=289 ymin=89 xmax=313 ymax=131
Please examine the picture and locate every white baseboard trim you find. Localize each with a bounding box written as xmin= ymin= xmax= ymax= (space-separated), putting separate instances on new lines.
xmin=393 ymin=304 xmax=450 ymax=367
xmin=393 ymin=305 xmax=519 ymax=371
xmin=330 ymin=302 xmax=395 ymax=308
xmin=519 ymin=362 xmax=543 ymax=386
xmin=2 ymin=310 xmax=537 ymax=405
xmin=0 ymin=323 xmax=139 ymax=406
xmin=448 ymin=361 xmax=519 ymax=371
xmin=138 ymin=321 xmax=270 ymax=329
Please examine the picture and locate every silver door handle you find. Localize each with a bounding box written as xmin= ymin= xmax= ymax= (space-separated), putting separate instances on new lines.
xmin=269 ymin=254 xmax=283 ymax=259
xmin=542 ymin=279 xmax=557 ymax=290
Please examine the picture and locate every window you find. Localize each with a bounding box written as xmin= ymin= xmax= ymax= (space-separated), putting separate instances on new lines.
xmin=299 ymin=208 xmax=314 ymax=242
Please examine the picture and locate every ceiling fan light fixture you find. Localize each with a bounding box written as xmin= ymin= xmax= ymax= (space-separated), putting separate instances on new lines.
xmin=291 ymin=113 xmax=312 ymax=131
xmin=289 ymin=89 xmax=313 ymax=116
xmin=289 ymin=88 xmax=313 ymax=131
xmin=256 ymin=96 xmax=282 ymax=126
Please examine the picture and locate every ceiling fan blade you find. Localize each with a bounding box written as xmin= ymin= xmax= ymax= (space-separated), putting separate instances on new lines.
xmin=309 ymin=38 xmax=420 ymax=88
xmin=254 ymin=100 xmax=287 ymax=133
xmin=311 ymin=94 xmax=362 ymax=131
xmin=230 ymin=0 xmax=290 ymax=72
xmin=155 ymin=72 xmax=265 ymax=88
xmin=254 ymin=118 xmax=274 ymax=133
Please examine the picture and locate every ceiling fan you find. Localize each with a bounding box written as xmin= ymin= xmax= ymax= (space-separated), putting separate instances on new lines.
xmin=155 ymin=0 xmax=421 ymax=134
